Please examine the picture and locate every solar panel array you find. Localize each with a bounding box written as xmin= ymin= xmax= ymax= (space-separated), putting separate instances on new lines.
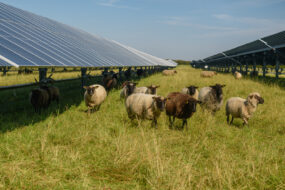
xmin=0 ymin=2 xmax=176 ymax=68
xmin=202 ymin=31 xmax=285 ymax=62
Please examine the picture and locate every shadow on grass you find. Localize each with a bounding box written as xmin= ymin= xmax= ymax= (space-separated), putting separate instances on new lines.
xmin=0 ymin=73 xmax=153 ymax=133
xmin=243 ymin=75 xmax=285 ymax=89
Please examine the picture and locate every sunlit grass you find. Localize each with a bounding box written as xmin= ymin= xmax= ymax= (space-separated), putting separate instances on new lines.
xmin=0 ymin=65 xmax=284 ymax=189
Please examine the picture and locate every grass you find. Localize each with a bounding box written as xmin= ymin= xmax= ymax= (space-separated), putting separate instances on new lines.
xmin=0 ymin=65 xmax=284 ymax=189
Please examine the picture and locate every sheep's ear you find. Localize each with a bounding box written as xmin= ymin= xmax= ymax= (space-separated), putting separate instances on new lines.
xmin=221 ymin=84 xmax=226 ymax=88
xmin=197 ymin=100 xmax=202 ymax=104
xmin=156 ymin=85 xmax=160 ymax=88
xmin=83 ymin=86 xmax=88 ymax=90
xmin=194 ymin=86 xmax=198 ymax=89
xmin=93 ymin=86 xmax=100 ymax=90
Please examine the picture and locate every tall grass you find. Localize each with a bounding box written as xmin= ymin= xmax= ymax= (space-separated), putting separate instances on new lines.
xmin=0 ymin=66 xmax=284 ymax=189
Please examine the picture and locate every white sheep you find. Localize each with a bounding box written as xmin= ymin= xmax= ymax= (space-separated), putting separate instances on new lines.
xmin=181 ymin=85 xmax=199 ymax=100
xmin=162 ymin=70 xmax=177 ymax=76
xmin=200 ymin=71 xmax=217 ymax=78
xmin=198 ymin=84 xmax=225 ymax=113
xmin=234 ymin=71 xmax=242 ymax=79
xmin=226 ymin=92 xmax=264 ymax=125
xmin=125 ymin=93 xmax=166 ymax=127
xmin=84 ymin=84 xmax=107 ymax=115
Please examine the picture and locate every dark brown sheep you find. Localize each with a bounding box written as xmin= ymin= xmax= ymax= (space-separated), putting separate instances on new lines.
xmin=165 ymin=92 xmax=201 ymax=129
xmin=29 ymin=88 xmax=50 ymax=113
xmin=103 ymin=73 xmax=118 ymax=91
xmin=40 ymin=85 xmax=60 ymax=104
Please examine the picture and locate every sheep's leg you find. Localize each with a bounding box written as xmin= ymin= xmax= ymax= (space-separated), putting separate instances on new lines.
xmin=242 ymin=118 xmax=248 ymax=126
xmin=152 ymin=119 xmax=158 ymax=129
xmin=168 ymin=116 xmax=173 ymax=128
xmin=96 ymin=104 xmax=101 ymax=111
xmin=182 ymin=119 xmax=187 ymax=129
xmin=230 ymin=116 xmax=234 ymax=125
xmin=226 ymin=114 xmax=229 ymax=124
xmin=87 ymin=107 xmax=91 ymax=116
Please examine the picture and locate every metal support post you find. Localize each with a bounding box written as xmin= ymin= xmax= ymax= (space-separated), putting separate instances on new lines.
xmin=275 ymin=52 xmax=280 ymax=79
xmin=39 ymin=68 xmax=47 ymax=82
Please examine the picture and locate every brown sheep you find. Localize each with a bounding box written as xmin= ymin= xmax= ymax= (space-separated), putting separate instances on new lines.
xmin=29 ymin=88 xmax=50 ymax=113
xmin=165 ymin=92 xmax=201 ymax=129
xmin=40 ymin=85 xmax=60 ymax=104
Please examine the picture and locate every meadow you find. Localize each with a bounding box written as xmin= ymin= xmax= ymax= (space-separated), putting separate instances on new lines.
xmin=0 ymin=65 xmax=284 ymax=189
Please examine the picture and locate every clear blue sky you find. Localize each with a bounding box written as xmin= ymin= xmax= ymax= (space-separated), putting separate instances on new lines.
xmin=1 ymin=0 xmax=285 ymax=60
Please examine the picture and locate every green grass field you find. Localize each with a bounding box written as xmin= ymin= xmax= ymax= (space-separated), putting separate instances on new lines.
xmin=0 ymin=65 xmax=284 ymax=189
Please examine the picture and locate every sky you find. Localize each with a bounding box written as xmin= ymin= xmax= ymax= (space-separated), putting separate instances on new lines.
xmin=1 ymin=0 xmax=285 ymax=60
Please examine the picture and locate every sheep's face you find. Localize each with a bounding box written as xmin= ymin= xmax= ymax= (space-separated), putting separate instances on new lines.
xmin=187 ymin=86 xmax=198 ymax=96
xmin=185 ymin=99 xmax=201 ymax=113
xmin=147 ymin=85 xmax=159 ymax=94
xmin=84 ymin=86 xmax=99 ymax=96
xmin=248 ymin=93 xmax=264 ymax=105
xmin=126 ymin=83 xmax=136 ymax=96
xmin=211 ymin=84 xmax=225 ymax=99
xmin=153 ymin=96 xmax=166 ymax=111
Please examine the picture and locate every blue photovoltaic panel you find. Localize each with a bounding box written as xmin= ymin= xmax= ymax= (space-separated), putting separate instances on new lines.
xmin=0 ymin=2 xmax=176 ymax=67
xmin=0 ymin=57 xmax=10 ymax=66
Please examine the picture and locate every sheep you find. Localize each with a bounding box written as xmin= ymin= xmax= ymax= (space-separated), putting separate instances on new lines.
xmin=29 ymin=88 xmax=50 ymax=113
xmin=133 ymin=84 xmax=160 ymax=95
xmin=120 ymin=81 xmax=137 ymax=99
xmin=198 ymin=84 xmax=225 ymax=113
xmin=40 ymin=85 xmax=60 ymax=104
xmin=200 ymin=71 xmax=217 ymax=78
xmin=234 ymin=71 xmax=242 ymax=79
xmin=104 ymin=73 xmax=118 ymax=91
xmin=162 ymin=70 xmax=177 ymax=76
xmin=125 ymin=94 xmax=166 ymax=127
xmin=181 ymin=85 xmax=199 ymax=100
xmin=165 ymin=92 xmax=201 ymax=129
xmin=226 ymin=92 xmax=264 ymax=125
xmin=84 ymin=84 xmax=107 ymax=115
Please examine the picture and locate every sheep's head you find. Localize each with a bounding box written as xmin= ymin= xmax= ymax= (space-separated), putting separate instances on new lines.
xmin=210 ymin=84 xmax=225 ymax=100
xmin=185 ymin=98 xmax=201 ymax=113
xmin=152 ymin=96 xmax=166 ymax=111
xmin=147 ymin=85 xmax=160 ymax=94
xmin=84 ymin=85 xmax=99 ymax=96
xmin=187 ymin=86 xmax=198 ymax=96
xmin=125 ymin=82 xmax=137 ymax=97
xmin=247 ymin=92 xmax=264 ymax=105
xmin=174 ymin=70 xmax=177 ymax=73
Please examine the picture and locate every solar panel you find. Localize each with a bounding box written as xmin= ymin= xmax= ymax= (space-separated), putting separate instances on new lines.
xmin=203 ymin=30 xmax=285 ymax=62
xmin=262 ymin=31 xmax=285 ymax=48
xmin=0 ymin=2 xmax=176 ymax=68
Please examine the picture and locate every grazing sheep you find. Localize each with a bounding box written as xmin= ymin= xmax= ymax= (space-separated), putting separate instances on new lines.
xmin=29 ymin=88 xmax=50 ymax=113
xmin=181 ymin=86 xmax=199 ymax=100
xmin=134 ymin=84 xmax=160 ymax=95
xmin=198 ymin=84 xmax=225 ymax=113
xmin=234 ymin=71 xmax=242 ymax=79
xmin=162 ymin=70 xmax=177 ymax=76
xmin=125 ymin=94 xmax=166 ymax=127
xmin=200 ymin=71 xmax=217 ymax=78
xmin=40 ymin=85 xmax=60 ymax=104
xmin=104 ymin=73 xmax=118 ymax=91
xmin=226 ymin=92 xmax=264 ymax=125
xmin=120 ymin=81 xmax=137 ymax=99
xmin=84 ymin=84 xmax=107 ymax=115
xmin=165 ymin=92 xmax=201 ymax=129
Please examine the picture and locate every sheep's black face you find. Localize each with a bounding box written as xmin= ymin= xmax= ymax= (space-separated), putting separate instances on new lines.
xmin=87 ymin=88 xmax=95 ymax=96
xmin=126 ymin=83 xmax=136 ymax=96
xmin=188 ymin=86 xmax=197 ymax=96
xmin=255 ymin=95 xmax=264 ymax=104
xmin=148 ymin=85 xmax=159 ymax=95
xmin=153 ymin=97 xmax=165 ymax=111
xmin=211 ymin=84 xmax=225 ymax=100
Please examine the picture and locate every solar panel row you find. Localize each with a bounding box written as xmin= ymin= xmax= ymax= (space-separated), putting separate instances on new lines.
xmin=203 ymin=31 xmax=285 ymax=62
xmin=0 ymin=2 xmax=176 ymax=68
